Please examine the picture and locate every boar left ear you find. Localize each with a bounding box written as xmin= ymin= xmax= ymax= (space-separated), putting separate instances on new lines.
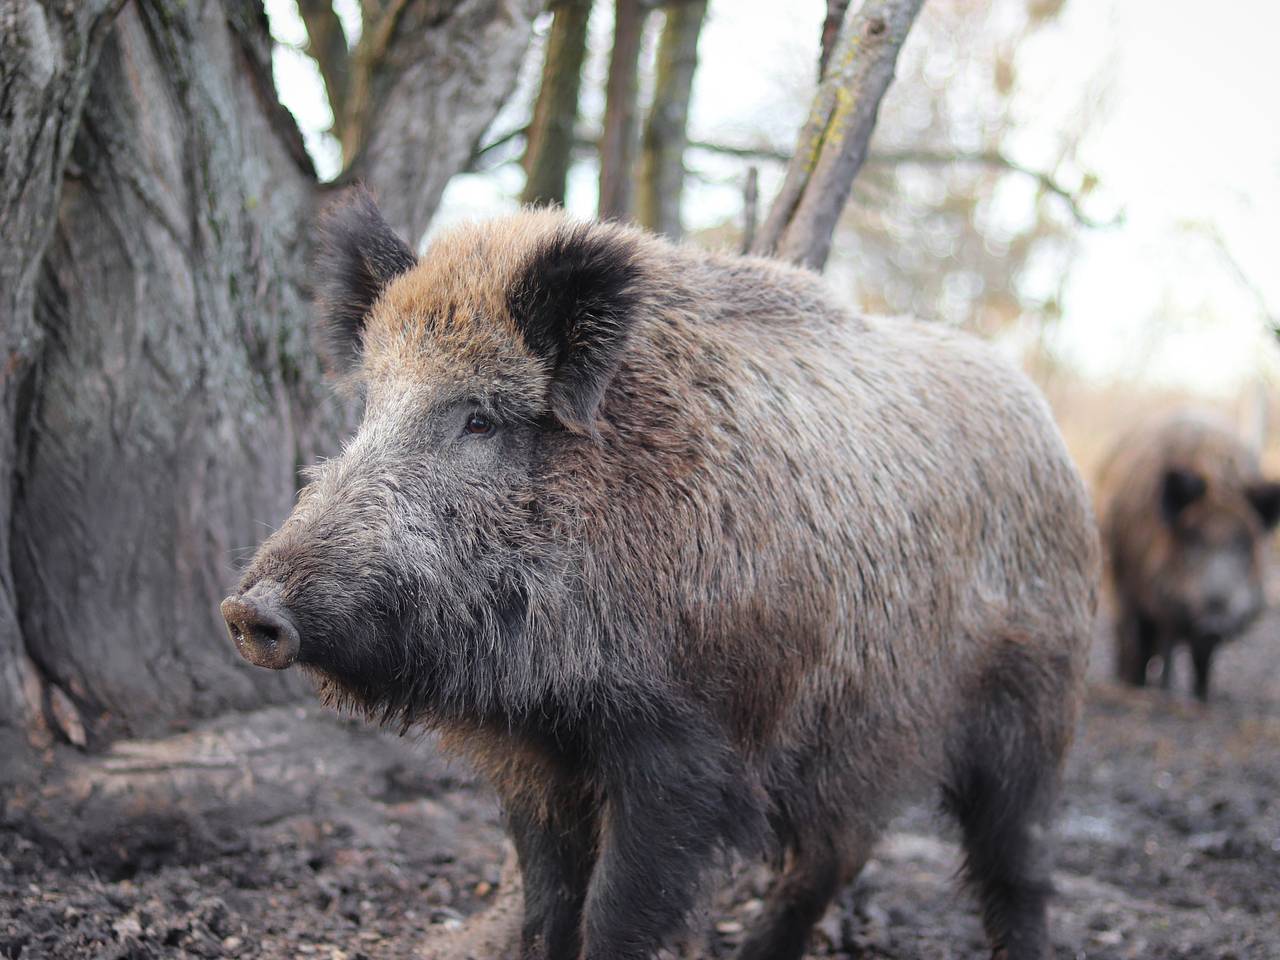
xmin=314 ymin=187 xmax=417 ymax=373
xmin=1246 ymin=481 xmax=1280 ymax=530
xmin=508 ymin=225 xmax=644 ymax=436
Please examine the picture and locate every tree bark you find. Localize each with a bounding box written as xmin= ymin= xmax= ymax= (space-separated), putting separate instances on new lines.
xmin=818 ymin=0 xmax=851 ymax=80
xmin=636 ymin=0 xmax=706 ymax=239
xmin=750 ymin=0 xmax=925 ymax=271
xmin=345 ymin=0 xmax=543 ymax=241
xmin=11 ymin=0 xmax=327 ymax=751
xmin=0 ymin=0 xmax=125 ymax=780
xmin=0 ymin=0 xmax=538 ymax=765
xmin=521 ymin=0 xmax=593 ymax=207
xmin=597 ymin=0 xmax=648 ymax=220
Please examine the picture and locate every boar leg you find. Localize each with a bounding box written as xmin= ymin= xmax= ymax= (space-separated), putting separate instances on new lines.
xmin=734 ymin=832 xmax=869 ymax=960
xmin=1190 ymin=639 xmax=1216 ymax=702
xmin=505 ymin=784 xmax=599 ymax=960
xmin=946 ymin=654 xmax=1063 ymax=960
xmin=582 ymin=716 xmax=764 ymax=960
xmin=1115 ymin=608 xmax=1156 ymax=687
xmin=1157 ymin=632 xmax=1177 ymax=691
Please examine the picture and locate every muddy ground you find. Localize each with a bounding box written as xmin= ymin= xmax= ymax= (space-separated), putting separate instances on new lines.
xmin=3 ymin=606 xmax=1278 ymax=960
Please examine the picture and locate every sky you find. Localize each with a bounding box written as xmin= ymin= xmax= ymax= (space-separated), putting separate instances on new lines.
xmin=265 ymin=0 xmax=1280 ymax=399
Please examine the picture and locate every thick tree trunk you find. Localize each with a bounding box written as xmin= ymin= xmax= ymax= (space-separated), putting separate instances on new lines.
xmin=521 ymin=0 xmax=593 ymax=207
xmin=11 ymin=0 xmax=325 ymax=750
xmin=597 ymin=0 xmax=647 ymax=220
xmin=0 ymin=0 xmax=539 ymax=766
xmin=636 ymin=0 xmax=706 ymax=239
xmin=750 ymin=0 xmax=925 ymax=271
xmin=0 ymin=0 xmax=125 ymax=780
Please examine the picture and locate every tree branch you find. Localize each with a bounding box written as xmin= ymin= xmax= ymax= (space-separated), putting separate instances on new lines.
xmin=750 ymin=0 xmax=925 ymax=270
xmin=862 ymin=150 xmax=1123 ymax=229
xmin=472 ymin=129 xmax=1114 ymax=232
xmin=346 ymin=0 xmax=542 ymax=241
xmin=296 ymin=0 xmax=352 ymax=144
xmin=818 ymin=0 xmax=851 ymax=80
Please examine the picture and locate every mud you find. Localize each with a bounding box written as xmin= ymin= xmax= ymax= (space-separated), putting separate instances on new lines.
xmin=3 ymin=607 xmax=1278 ymax=959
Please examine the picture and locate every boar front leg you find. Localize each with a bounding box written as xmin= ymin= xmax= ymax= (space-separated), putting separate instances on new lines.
xmin=582 ymin=713 xmax=764 ymax=960
xmin=1115 ymin=606 xmax=1156 ymax=687
xmin=504 ymin=780 xmax=599 ymax=960
xmin=1189 ymin=637 xmax=1217 ymax=702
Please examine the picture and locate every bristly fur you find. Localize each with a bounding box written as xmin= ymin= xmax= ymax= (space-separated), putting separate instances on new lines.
xmin=313 ymin=185 xmax=418 ymax=373
xmin=232 ymin=195 xmax=1100 ymax=960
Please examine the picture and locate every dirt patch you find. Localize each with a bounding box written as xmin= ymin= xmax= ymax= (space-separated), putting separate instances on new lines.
xmin=3 ymin=612 xmax=1278 ymax=959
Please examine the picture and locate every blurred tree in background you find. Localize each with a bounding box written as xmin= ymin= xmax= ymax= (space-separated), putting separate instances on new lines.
xmin=837 ymin=0 xmax=1112 ymax=337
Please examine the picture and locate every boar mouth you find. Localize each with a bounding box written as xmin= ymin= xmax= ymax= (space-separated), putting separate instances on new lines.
xmin=220 ymin=583 xmax=302 ymax=670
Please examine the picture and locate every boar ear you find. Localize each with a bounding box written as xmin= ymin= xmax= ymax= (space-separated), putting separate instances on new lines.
xmin=1246 ymin=481 xmax=1280 ymax=530
xmin=314 ymin=187 xmax=417 ymax=373
xmin=1161 ymin=467 xmax=1206 ymax=523
xmin=508 ymin=225 xmax=643 ymax=436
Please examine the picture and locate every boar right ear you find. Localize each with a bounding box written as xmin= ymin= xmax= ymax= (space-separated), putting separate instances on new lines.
xmin=1161 ymin=467 xmax=1206 ymax=523
xmin=1246 ymin=481 xmax=1280 ymax=530
xmin=314 ymin=187 xmax=417 ymax=373
xmin=508 ymin=225 xmax=643 ymax=437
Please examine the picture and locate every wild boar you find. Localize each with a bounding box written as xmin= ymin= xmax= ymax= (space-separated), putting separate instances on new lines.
xmin=1098 ymin=412 xmax=1279 ymax=701
xmin=221 ymin=190 xmax=1098 ymax=960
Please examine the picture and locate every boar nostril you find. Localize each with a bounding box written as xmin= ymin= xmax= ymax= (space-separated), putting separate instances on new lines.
xmin=220 ymin=587 xmax=300 ymax=671
xmin=1204 ymin=595 xmax=1228 ymax=617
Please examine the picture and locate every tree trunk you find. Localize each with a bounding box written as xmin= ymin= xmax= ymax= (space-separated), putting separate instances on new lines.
xmin=345 ymin=0 xmax=542 ymax=242
xmin=521 ymin=0 xmax=593 ymax=207
xmin=750 ymin=0 xmax=925 ymax=271
xmin=596 ymin=0 xmax=648 ymax=220
xmin=636 ymin=0 xmax=706 ymax=239
xmin=0 ymin=0 xmax=539 ymax=770
xmin=0 ymin=0 xmax=125 ymax=780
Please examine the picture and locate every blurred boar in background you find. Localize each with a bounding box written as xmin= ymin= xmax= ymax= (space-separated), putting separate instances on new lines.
xmin=1098 ymin=412 xmax=1280 ymax=701
xmin=222 ymin=189 xmax=1098 ymax=960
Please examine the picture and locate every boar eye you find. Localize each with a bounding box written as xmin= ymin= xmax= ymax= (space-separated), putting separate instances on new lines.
xmin=462 ymin=413 xmax=496 ymax=438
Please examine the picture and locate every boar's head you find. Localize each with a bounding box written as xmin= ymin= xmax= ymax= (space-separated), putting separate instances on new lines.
xmin=221 ymin=190 xmax=647 ymax=727
xmin=1156 ymin=465 xmax=1280 ymax=640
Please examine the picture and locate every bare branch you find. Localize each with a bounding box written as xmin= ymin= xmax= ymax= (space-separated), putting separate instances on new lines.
xmin=522 ymin=0 xmax=593 ymax=207
xmin=818 ymin=0 xmax=851 ymax=80
xmin=863 ymin=150 xmax=1124 ymax=229
xmin=473 ymin=129 xmax=1114 ymax=232
xmin=636 ymin=0 xmax=707 ymax=238
xmin=751 ymin=0 xmax=925 ymax=271
xmin=598 ymin=0 xmax=650 ymax=220
xmin=297 ymin=0 xmax=352 ymax=142
xmin=1181 ymin=220 xmax=1279 ymax=335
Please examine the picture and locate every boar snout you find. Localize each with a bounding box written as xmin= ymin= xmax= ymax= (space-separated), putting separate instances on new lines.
xmin=221 ymin=581 xmax=301 ymax=670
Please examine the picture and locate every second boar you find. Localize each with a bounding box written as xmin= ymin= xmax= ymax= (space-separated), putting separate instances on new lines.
xmin=1098 ymin=412 xmax=1279 ymax=700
